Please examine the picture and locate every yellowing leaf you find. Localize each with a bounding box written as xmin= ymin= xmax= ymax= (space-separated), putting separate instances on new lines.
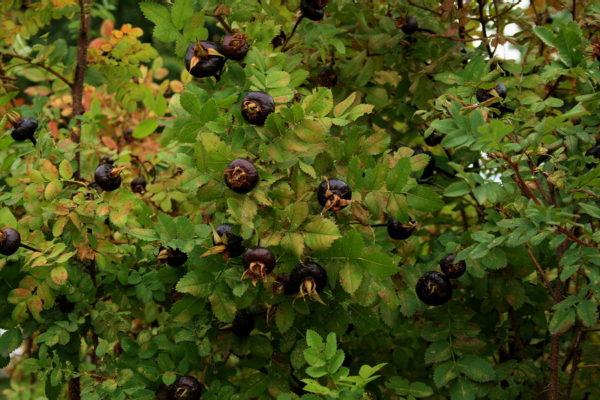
xmin=304 ymin=218 xmax=341 ymax=251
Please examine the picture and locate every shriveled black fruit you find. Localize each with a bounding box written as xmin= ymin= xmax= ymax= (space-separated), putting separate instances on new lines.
xmin=317 ymin=67 xmax=338 ymax=88
xmin=424 ymin=133 xmax=444 ymax=146
xmin=413 ymin=147 xmax=436 ymax=180
xmin=232 ymin=309 xmax=255 ymax=337
xmin=387 ymin=218 xmax=416 ymax=240
xmin=158 ymin=247 xmax=188 ymax=267
xmin=56 ymin=295 xmax=75 ymax=314
xmin=11 ymin=118 xmax=38 ymax=145
xmin=271 ymin=31 xmax=286 ymax=48
xmin=439 ymin=254 xmax=466 ymax=279
xmin=130 ymin=176 xmax=147 ymax=194
xmin=94 ymin=163 xmax=124 ymax=191
xmin=224 ymin=158 xmax=259 ymax=194
xmin=476 ymin=83 xmax=508 ymax=103
xmin=273 ymin=273 xmax=297 ymax=296
xmin=214 ymin=224 xmax=245 ymax=258
xmin=123 ymin=128 xmax=134 ymax=142
xmin=184 ymin=41 xmax=226 ymax=79
xmin=219 ymin=33 xmax=250 ymax=61
xmin=416 ymin=271 xmax=452 ymax=306
xmin=301 ymin=0 xmax=328 ymax=21
xmin=241 ymin=91 xmax=275 ymax=126
xmin=402 ymin=16 xmax=419 ymax=34
xmin=167 ymin=375 xmax=202 ymax=400
xmin=0 ymin=228 xmax=21 ymax=256
xmin=317 ymin=178 xmax=352 ymax=212
xmin=290 ymin=261 xmax=327 ymax=301
xmin=242 ymin=247 xmax=276 ymax=282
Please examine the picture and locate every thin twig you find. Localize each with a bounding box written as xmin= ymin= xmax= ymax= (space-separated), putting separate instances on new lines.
xmin=0 ymin=51 xmax=72 ymax=87
xmin=476 ymin=0 xmax=493 ymax=58
xmin=282 ymin=15 xmax=305 ymax=52
xmin=525 ymin=244 xmax=556 ymax=300
xmin=215 ymin=15 xmax=233 ymax=34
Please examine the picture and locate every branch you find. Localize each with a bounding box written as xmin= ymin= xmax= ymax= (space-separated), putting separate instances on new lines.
xmin=476 ymin=0 xmax=493 ymax=58
xmin=555 ymin=226 xmax=599 ymax=252
xmin=525 ymin=244 xmax=557 ymax=301
xmin=497 ymin=153 xmax=542 ymax=205
xmin=282 ymin=15 xmax=305 ymax=52
xmin=0 ymin=51 xmax=72 ymax=87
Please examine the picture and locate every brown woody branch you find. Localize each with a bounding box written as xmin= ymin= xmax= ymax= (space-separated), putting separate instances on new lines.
xmin=0 ymin=51 xmax=72 ymax=87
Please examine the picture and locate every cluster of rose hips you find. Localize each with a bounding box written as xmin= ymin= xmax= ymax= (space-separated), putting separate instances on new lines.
xmin=415 ymin=254 xmax=466 ymax=306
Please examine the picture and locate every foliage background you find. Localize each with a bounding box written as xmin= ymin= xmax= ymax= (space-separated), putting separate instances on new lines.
xmin=0 ymin=0 xmax=599 ymax=399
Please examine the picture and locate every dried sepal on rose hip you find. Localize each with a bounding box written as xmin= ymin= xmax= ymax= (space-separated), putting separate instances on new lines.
xmin=386 ymin=218 xmax=417 ymax=240
xmin=202 ymin=224 xmax=245 ymax=259
xmin=289 ymin=261 xmax=327 ymax=303
xmin=184 ymin=41 xmax=226 ymax=79
xmin=167 ymin=375 xmax=202 ymax=400
xmin=317 ymin=178 xmax=352 ymax=212
xmin=415 ymin=271 xmax=452 ymax=306
xmin=241 ymin=91 xmax=275 ymax=126
xmin=94 ymin=162 xmax=126 ymax=191
xmin=242 ymin=247 xmax=276 ymax=285
xmin=157 ymin=246 xmax=188 ymax=267
xmin=219 ymin=32 xmax=250 ymax=61
xmin=224 ymin=158 xmax=259 ymax=194
xmin=439 ymin=254 xmax=466 ymax=279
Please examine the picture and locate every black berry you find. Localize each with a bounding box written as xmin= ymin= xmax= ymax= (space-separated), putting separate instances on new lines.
xmin=242 ymin=247 xmax=276 ymax=282
xmin=415 ymin=271 xmax=452 ymax=306
xmin=424 ymin=133 xmax=444 ymax=146
xmin=290 ymin=261 xmax=327 ymax=300
xmin=56 ymin=295 xmax=75 ymax=314
xmin=224 ymin=158 xmax=259 ymax=194
xmin=317 ymin=178 xmax=352 ymax=212
xmin=219 ymin=33 xmax=250 ymax=61
xmin=130 ymin=176 xmax=147 ymax=194
xmin=0 ymin=228 xmax=21 ymax=256
xmin=439 ymin=254 xmax=466 ymax=279
xmin=94 ymin=163 xmax=124 ymax=191
xmin=214 ymin=224 xmax=245 ymax=258
xmin=386 ymin=218 xmax=416 ymax=240
xmin=184 ymin=41 xmax=226 ymax=79
xmin=316 ymin=67 xmax=338 ymax=88
xmin=301 ymin=0 xmax=328 ymax=21
xmin=167 ymin=375 xmax=202 ymax=400
xmin=241 ymin=91 xmax=275 ymax=126
xmin=585 ymin=144 xmax=600 ymax=162
xmin=11 ymin=118 xmax=38 ymax=145
xmin=476 ymin=83 xmax=508 ymax=103
xmin=402 ymin=16 xmax=419 ymax=34
xmin=232 ymin=309 xmax=255 ymax=337
xmin=158 ymin=247 xmax=188 ymax=267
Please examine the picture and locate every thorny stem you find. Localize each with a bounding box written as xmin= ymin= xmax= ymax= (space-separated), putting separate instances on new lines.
xmin=282 ymin=15 xmax=305 ymax=52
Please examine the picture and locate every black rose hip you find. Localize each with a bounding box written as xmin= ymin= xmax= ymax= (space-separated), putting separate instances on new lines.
xmin=301 ymin=0 xmax=328 ymax=21
xmin=219 ymin=33 xmax=250 ymax=61
xmin=0 ymin=228 xmax=21 ymax=256
xmin=386 ymin=218 xmax=416 ymax=240
xmin=232 ymin=309 xmax=255 ymax=337
xmin=317 ymin=178 xmax=352 ymax=212
xmin=158 ymin=247 xmax=188 ymax=267
xmin=241 ymin=91 xmax=275 ymax=126
xmin=416 ymin=271 xmax=452 ymax=306
xmin=202 ymin=224 xmax=245 ymax=259
xmin=167 ymin=375 xmax=202 ymax=400
xmin=242 ymin=247 xmax=276 ymax=283
xmin=184 ymin=41 xmax=226 ymax=79
xmin=130 ymin=176 xmax=147 ymax=194
xmin=317 ymin=67 xmax=338 ymax=88
xmin=476 ymin=83 xmax=508 ymax=103
xmin=94 ymin=163 xmax=125 ymax=191
xmin=439 ymin=254 xmax=466 ymax=279
xmin=289 ymin=261 xmax=327 ymax=302
xmin=402 ymin=16 xmax=419 ymax=34
xmin=224 ymin=158 xmax=259 ymax=194
xmin=11 ymin=118 xmax=38 ymax=145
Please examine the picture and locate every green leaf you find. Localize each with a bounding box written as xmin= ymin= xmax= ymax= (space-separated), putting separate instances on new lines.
xmin=456 ymin=355 xmax=495 ymax=382
xmin=171 ymin=0 xmax=192 ymax=30
xmin=0 ymin=208 xmax=18 ymax=228
xmin=434 ymin=361 xmax=459 ymax=387
xmin=334 ymin=92 xmax=357 ymax=117
xmin=306 ymin=329 xmax=323 ymax=348
xmin=389 ymin=377 xmax=434 ymax=398
xmin=425 ymin=341 xmax=451 ymax=364
xmin=275 ymin=302 xmax=294 ymax=334
xmin=133 ymin=119 xmax=158 ymax=138
xmin=449 ymin=378 xmax=475 ymax=400
xmin=360 ymin=250 xmax=399 ymax=277
xmin=444 ymin=182 xmax=470 ymax=197
xmin=302 ymin=88 xmax=333 ymax=117
xmin=407 ymin=186 xmax=444 ymax=212
xmin=576 ymin=300 xmax=597 ymax=327
xmin=266 ymin=70 xmax=291 ymax=89
xmin=549 ymin=307 xmax=576 ymax=334
xmin=175 ymin=270 xmax=212 ymax=296
xmin=209 ymin=284 xmax=237 ymax=322
xmin=0 ymin=329 xmax=21 ymax=357
xmin=325 ymin=333 xmax=337 ymax=359
xmin=127 ymin=228 xmax=158 ymax=241
xmin=304 ymin=218 xmax=341 ymax=251
xmin=339 ymin=261 xmax=363 ymax=294
xmin=58 ymin=160 xmax=73 ymax=180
